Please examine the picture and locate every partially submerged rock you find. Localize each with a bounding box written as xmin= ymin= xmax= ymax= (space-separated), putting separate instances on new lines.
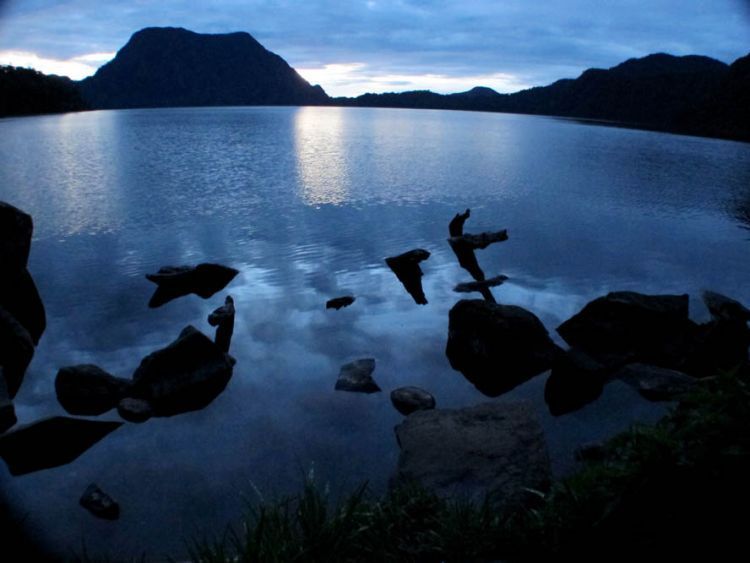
xmin=454 ymin=275 xmax=508 ymax=294
xmin=208 ymin=295 xmax=235 ymax=353
xmin=0 ymin=268 xmax=46 ymax=345
xmin=448 ymin=230 xmax=509 ymax=251
xmin=55 ymin=364 xmax=133 ymax=416
xmin=392 ymin=401 xmax=550 ymax=508
xmin=0 ymin=201 xmax=33 ymax=271
xmin=80 ymin=483 xmax=120 ymax=520
xmin=335 ymin=358 xmax=381 ymax=393
xmin=0 ymin=306 xmax=34 ymax=398
xmin=385 ymin=249 xmax=430 ymax=305
xmin=702 ymin=290 xmax=750 ymax=323
xmin=0 ymin=371 xmax=17 ymax=434
xmin=145 ymin=263 xmax=239 ymax=308
xmin=326 ymin=295 xmax=355 ymax=310
xmin=117 ymin=397 xmax=153 ymax=423
xmin=544 ymin=348 xmax=607 ymax=416
xmin=130 ymin=325 xmax=234 ymax=416
xmin=557 ymin=292 xmax=694 ymax=370
xmin=0 ymin=416 xmax=122 ymax=476
xmin=615 ymin=363 xmax=699 ymax=401
xmin=390 ymin=386 xmax=436 ymax=415
xmin=446 ymin=299 xmax=561 ymax=397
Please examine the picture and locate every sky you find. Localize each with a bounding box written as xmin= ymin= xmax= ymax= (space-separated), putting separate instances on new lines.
xmin=0 ymin=0 xmax=748 ymax=97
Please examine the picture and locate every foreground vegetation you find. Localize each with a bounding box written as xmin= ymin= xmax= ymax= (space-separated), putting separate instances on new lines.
xmin=187 ymin=367 xmax=750 ymax=562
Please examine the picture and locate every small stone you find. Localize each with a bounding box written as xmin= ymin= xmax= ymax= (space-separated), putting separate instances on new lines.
xmin=117 ymin=397 xmax=153 ymax=423
xmin=390 ymin=386 xmax=436 ymax=415
xmin=335 ymin=358 xmax=381 ymax=393
xmin=55 ymin=364 xmax=133 ymax=416
xmin=80 ymin=483 xmax=120 ymax=520
xmin=326 ymin=296 xmax=355 ymax=310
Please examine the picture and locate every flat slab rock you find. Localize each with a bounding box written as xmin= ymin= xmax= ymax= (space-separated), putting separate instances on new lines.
xmin=0 ymin=416 xmax=122 ymax=476
xmin=393 ymin=400 xmax=550 ymax=509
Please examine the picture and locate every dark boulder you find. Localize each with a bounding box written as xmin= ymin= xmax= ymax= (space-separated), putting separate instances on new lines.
xmin=0 ymin=370 xmax=17 ymax=433
xmin=117 ymin=397 xmax=153 ymax=423
xmin=685 ymin=319 xmax=750 ymax=376
xmin=80 ymin=483 xmax=120 ymax=520
xmin=326 ymin=295 xmax=355 ymax=310
xmin=557 ymin=291 xmax=695 ymax=370
xmin=334 ymin=358 xmax=381 ymax=393
xmin=145 ymin=263 xmax=239 ymax=308
xmin=0 ymin=306 xmax=34 ymax=398
xmin=615 ymin=363 xmax=699 ymax=401
xmin=0 ymin=416 xmax=122 ymax=476
xmin=208 ymin=295 xmax=235 ymax=353
xmin=130 ymin=325 xmax=234 ymax=416
xmin=446 ymin=299 xmax=561 ymax=397
xmin=0 ymin=268 xmax=46 ymax=345
xmin=544 ymin=348 xmax=607 ymax=416
xmin=390 ymin=386 xmax=436 ymax=415
xmin=702 ymin=290 xmax=750 ymax=323
xmin=55 ymin=364 xmax=133 ymax=416
xmin=0 ymin=201 xmax=33 ymax=271
xmin=385 ymin=249 xmax=430 ymax=305
xmin=392 ymin=401 xmax=550 ymax=508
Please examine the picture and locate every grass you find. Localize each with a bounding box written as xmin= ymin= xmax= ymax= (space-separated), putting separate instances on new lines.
xmin=188 ymin=367 xmax=750 ymax=562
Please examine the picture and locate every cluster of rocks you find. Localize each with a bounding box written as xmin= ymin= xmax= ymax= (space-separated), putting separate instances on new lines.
xmin=0 ymin=201 xmax=241 ymax=521
xmin=0 ymin=202 xmax=46 ymax=433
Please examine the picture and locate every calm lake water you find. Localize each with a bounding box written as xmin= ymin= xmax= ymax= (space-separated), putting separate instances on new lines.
xmin=1 ymin=106 xmax=750 ymax=559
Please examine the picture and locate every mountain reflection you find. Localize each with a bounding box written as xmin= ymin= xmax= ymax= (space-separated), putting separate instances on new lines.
xmin=294 ymin=107 xmax=351 ymax=206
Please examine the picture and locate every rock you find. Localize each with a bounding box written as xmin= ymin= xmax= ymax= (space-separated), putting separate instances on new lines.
xmin=334 ymin=358 xmax=381 ymax=393
xmin=454 ymin=275 xmax=508 ymax=294
xmin=448 ymin=237 xmax=486 ymax=282
xmin=80 ymin=483 xmax=120 ymax=520
xmin=208 ymin=295 xmax=235 ymax=353
xmin=544 ymin=348 xmax=607 ymax=416
xmin=392 ymin=401 xmax=550 ymax=509
xmin=326 ymin=296 xmax=356 ymax=310
xmin=448 ymin=230 xmax=508 ymax=251
xmin=0 ymin=306 xmax=34 ymax=398
xmin=390 ymin=386 xmax=436 ymax=415
xmin=0 ymin=201 xmax=33 ymax=271
xmin=0 ymin=268 xmax=46 ymax=345
xmin=117 ymin=397 xmax=153 ymax=423
xmin=702 ymin=290 xmax=750 ymax=323
xmin=446 ymin=299 xmax=561 ymax=397
xmin=0 ymin=371 xmax=17 ymax=433
xmin=55 ymin=364 xmax=133 ymax=416
xmin=130 ymin=325 xmax=234 ymax=416
xmin=117 ymin=396 xmax=153 ymax=423
xmin=385 ymin=249 xmax=431 ymax=305
xmin=0 ymin=416 xmax=123 ymax=476
xmin=145 ymin=263 xmax=239 ymax=308
xmin=557 ymin=291 xmax=695 ymax=370
xmin=615 ymin=363 xmax=699 ymax=401
xmin=448 ymin=209 xmax=471 ymax=237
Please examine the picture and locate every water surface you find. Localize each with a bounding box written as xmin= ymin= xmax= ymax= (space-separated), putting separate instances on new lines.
xmin=1 ymin=106 xmax=750 ymax=559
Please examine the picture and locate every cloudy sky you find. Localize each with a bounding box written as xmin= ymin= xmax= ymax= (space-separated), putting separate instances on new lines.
xmin=0 ymin=0 xmax=748 ymax=96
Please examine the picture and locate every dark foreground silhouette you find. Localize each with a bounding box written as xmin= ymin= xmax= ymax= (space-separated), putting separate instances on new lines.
xmin=145 ymin=263 xmax=238 ymax=307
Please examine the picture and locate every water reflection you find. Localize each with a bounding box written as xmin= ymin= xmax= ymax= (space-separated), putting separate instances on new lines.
xmin=294 ymin=107 xmax=351 ymax=206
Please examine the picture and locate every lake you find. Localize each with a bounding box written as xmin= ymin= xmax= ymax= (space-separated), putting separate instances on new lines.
xmin=1 ymin=106 xmax=750 ymax=559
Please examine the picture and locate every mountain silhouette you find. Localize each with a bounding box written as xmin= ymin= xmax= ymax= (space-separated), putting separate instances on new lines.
xmin=79 ymin=27 xmax=328 ymax=109
xmin=337 ymin=52 xmax=748 ymax=141
xmin=0 ymin=66 xmax=87 ymax=117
